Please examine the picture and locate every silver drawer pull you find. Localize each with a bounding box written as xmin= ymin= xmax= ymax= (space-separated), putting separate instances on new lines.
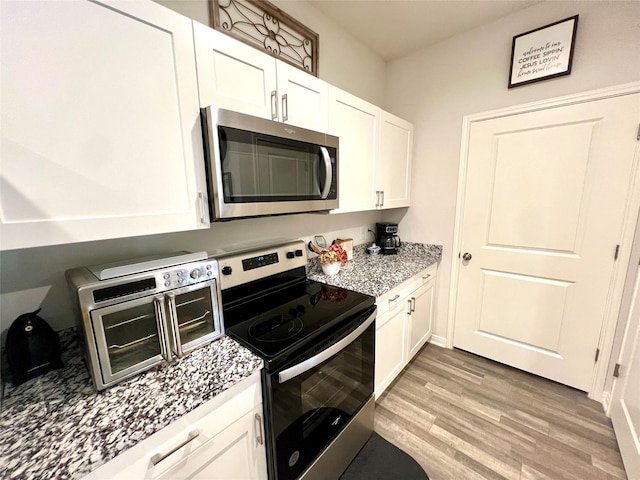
xmin=151 ymin=430 xmax=200 ymax=465
xmin=422 ymin=274 xmax=431 ymax=280
xmin=389 ymin=294 xmax=400 ymax=303
xmin=255 ymin=413 xmax=264 ymax=445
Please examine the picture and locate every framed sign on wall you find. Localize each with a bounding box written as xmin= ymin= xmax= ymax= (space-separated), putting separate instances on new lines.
xmin=508 ymin=15 xmax=579 ymax=88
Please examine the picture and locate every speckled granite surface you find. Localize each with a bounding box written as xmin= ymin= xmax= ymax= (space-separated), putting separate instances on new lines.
xmin=0 ymin=331 xmax=262 ymax=480
xmin=307 ymin=242 xmax=442 ymax=297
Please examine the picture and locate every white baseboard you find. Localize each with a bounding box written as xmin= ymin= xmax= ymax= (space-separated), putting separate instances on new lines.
xmin=429 ymin=335 xmax=447 ymax=348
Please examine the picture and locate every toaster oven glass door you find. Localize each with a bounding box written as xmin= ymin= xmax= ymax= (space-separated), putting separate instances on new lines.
xmin=166 ymin=279 xmax=222 ymax=356
xmin=91 ymin=295 xmax=168 ymax=385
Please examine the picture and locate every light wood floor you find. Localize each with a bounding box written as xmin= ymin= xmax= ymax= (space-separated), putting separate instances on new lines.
xmin=374 ymin=343 xmax=628 ymax=480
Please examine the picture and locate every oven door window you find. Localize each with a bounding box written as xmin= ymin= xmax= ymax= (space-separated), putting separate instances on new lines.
xmin=167 ymin=279 xmax=221 ymax=355
xmin=91 ymin=296 xmax=164 ymax=384
xmin=218 ymin=126 xmax=336 ymax=203
xmin=271 ymin=323 xmax=374 ymax=480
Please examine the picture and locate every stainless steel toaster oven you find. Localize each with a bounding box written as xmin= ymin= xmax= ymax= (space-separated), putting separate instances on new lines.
xmin=66 ymin=252 xmax=223 ymax=390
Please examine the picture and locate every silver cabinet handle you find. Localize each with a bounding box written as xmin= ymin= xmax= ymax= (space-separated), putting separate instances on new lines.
xmin=407 ymin=298 xmax=412 ymax=314
xmin=381 ymin=190 xmax=385 ymax=207
xmin=270 ymin=90 xmax=278 ymax=120
xmin=282 ymin=93 xmax=288 ymax=122
xmin=151 ymin=430 xmax=200 ymax=465
xmin=389 ymin=294 xmax=400 ymax=304
xmin=375 ymin=191 xmax=381 ymax=208
xmin=154 ymin=296 xmax=172 ymax=361
xmin=320 ymin=146 xmax=332 ymax=199
xmin=410 ymin=297 xmax=416 ymax=313
xmin=197 ymin=192 xmax=206 ymax=225
xmin=279 ymin=310 xmax=376 ymax=383
xmin=166 ymin=292 xmax=183 ymax=358
xmin=422 ymin=274 xmax=431 ymax=280
xmin=255 ymin=413 xmax=264 ymax=445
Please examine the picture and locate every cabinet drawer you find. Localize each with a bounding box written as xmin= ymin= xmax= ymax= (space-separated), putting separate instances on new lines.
xmin=83 ymin=372 xmax=262 ymax=479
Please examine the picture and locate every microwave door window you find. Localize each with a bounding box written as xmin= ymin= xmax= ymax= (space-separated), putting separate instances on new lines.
xmin=219 ymin=126 xmax=323 ymax=202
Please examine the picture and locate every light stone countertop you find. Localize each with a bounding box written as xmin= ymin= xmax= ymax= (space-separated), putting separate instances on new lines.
xmin=307 ymin=242 xmax=442 ymax=298
xmin=0 ymin=333 xmax=262 ymax=480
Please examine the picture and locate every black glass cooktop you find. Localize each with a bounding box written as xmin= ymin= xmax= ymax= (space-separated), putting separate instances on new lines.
xmin=222 ymin=275 xmax=375 ymax=371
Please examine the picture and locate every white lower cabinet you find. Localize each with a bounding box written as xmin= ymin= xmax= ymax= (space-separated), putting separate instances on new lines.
xmin=375 ymin=265 xmax=437 ymax=399
xmin=83 ymin=372 xmax=266 ymax=480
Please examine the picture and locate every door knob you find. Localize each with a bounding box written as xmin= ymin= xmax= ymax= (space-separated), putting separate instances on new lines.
xmin=462 ymin=252 xmax=472 ymax=261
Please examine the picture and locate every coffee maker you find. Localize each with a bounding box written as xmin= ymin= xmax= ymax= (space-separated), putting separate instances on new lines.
xmin=376 ymin=222 xmax=401 ymax=255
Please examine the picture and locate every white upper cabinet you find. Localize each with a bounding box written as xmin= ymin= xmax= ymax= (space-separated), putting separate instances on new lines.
xmin=328 ymin=88 xmax=379 ymax=213
xmin=378 ymin=111 xmax=413 ymax=209
xmin=193 ymin=23 xmax=328 ymax=132
xmin=0 ymin=0 xmax=207 ymax=251
xmin=328 ymin=87 xmax=413 ymax=213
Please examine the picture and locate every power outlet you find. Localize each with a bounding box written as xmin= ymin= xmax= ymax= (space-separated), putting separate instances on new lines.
xmin=360 ymin=227 xmax=368 ymax=243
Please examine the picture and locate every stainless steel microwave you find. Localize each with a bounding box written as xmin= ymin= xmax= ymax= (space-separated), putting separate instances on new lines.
xmin=200 ymin=107 xmax=339 ymax=220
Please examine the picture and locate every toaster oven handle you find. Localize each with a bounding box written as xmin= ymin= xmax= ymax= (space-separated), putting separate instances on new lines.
xmin=278 ymin=309 xmax=375 ymax=383
xmin=166 ymin=293 xmax=184 ymax=358
xmin=154 ymin=296 xmax=172 ymax=362
xmin=319 ymin=146 xmax=332 ymax=200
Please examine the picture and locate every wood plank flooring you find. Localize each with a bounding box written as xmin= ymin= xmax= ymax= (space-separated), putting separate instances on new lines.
xmin=374 ymin=344 xmax=627 ymax=480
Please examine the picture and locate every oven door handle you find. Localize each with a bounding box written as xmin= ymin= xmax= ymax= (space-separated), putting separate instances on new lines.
xmin=278 ymin=310 xmax=375 ymax=384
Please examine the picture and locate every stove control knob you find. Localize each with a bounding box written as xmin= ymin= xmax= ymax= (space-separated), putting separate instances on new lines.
xmin=190 ymin=268 xmax=201 ymax=279
xmin=286 ymin=251 xmax=295 ymax=259
xmin=221 ymin=266 xmax=233 ymax=276
xmin=295 ymin=249 xmax=303 ymax=257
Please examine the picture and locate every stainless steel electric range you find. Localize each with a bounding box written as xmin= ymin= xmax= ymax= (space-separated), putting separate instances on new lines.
xmin=213 ymin=240 xmax=376 ymax=480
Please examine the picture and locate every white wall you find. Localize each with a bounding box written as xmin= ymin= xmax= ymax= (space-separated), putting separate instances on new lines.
xmin=0 ymin=0 xmax=387 ymax=339
xmin=154 ymin=0 xmax=387 ymax=105
xmin=384 ymin=1 xmax=640 ymax=342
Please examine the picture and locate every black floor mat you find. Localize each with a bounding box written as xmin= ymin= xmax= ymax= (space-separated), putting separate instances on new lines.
xmin=339 ymin=432 xmax=430 ymax=480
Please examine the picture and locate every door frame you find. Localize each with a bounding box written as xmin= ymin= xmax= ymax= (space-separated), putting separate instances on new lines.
xmin=446 ymin=81 xmax=640 ymax=401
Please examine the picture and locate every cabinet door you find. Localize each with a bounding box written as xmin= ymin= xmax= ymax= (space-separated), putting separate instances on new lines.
xmin=377 ymin=111 xmax=413 ymax=209
xmin=1 ymin=0 xmax=206 ymax=251
xmin=328 ymin=87 xmax=379 ymax=213
xmin=194 ymin=22 xmax=278 ymax=119
xmin=375 ymin=302 xmax=407 ymax=399
xmin=155 ymin=407 xmax=267 ymax=480
xmin=276 ymin=61 xmax=328 ymax=132
xmin=407 ymin=280 xmax=435 ymax=359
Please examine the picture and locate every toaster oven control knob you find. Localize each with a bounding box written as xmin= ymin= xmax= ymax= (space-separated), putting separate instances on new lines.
xmin=286 ymin=251 xmax=295 ymax=259
xmin=190 ymin=268 xmax=201 ymax=279
xmin=222 ymin=266 xmax=233 ymax=276
xmin=295 ymin=249 xmax=303 ymax=257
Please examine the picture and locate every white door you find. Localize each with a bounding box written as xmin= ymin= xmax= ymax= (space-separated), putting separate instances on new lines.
xmin=610 ymin=265 xmax=640 ymax=478
xmin=1 ymin=0 xmax=206 ymax=251
xmin=194 ymin=22 xmax=277 ymax=119
xmin=328 ymin=87 xmax=379 ymax=213
xmin=453 ymin=94 xmax=640 ymax=391
xmin=276 ymin=61 xmax=328 ymax=132
xmin=378 ymin=111 xmax=413 ymax=209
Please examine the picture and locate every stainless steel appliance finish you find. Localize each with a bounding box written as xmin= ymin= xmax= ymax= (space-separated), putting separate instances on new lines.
xmin=200 ymin=107 xmax=339 ymax=220
xmin=66 ymin=255 xmax=223 ymax=390
xmin=215 ymin=240 xmax=375 ymax=480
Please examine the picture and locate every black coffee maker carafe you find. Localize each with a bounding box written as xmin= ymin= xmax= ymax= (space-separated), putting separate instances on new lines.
xmin=376 ymin=222 xmax=401 ymax=255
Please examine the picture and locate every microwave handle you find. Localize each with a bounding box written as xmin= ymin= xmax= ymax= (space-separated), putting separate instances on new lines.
xmin=166 ymin=292 xmax=184 ymax=358
xmin=154 ymin=296 xmax=173 ymax=362
xmin=320 ymin=146 xmax=332 ymax=199
xmin=278 ymin=309 xmax=375 ymax=383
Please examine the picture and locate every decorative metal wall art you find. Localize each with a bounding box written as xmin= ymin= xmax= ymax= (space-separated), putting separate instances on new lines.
xmin=209 ymin=0 xmax=319 ymax=76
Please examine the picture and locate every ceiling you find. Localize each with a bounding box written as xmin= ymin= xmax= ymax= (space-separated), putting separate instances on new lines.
xmin=306 ymin=0 xmax=541 ymax=61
